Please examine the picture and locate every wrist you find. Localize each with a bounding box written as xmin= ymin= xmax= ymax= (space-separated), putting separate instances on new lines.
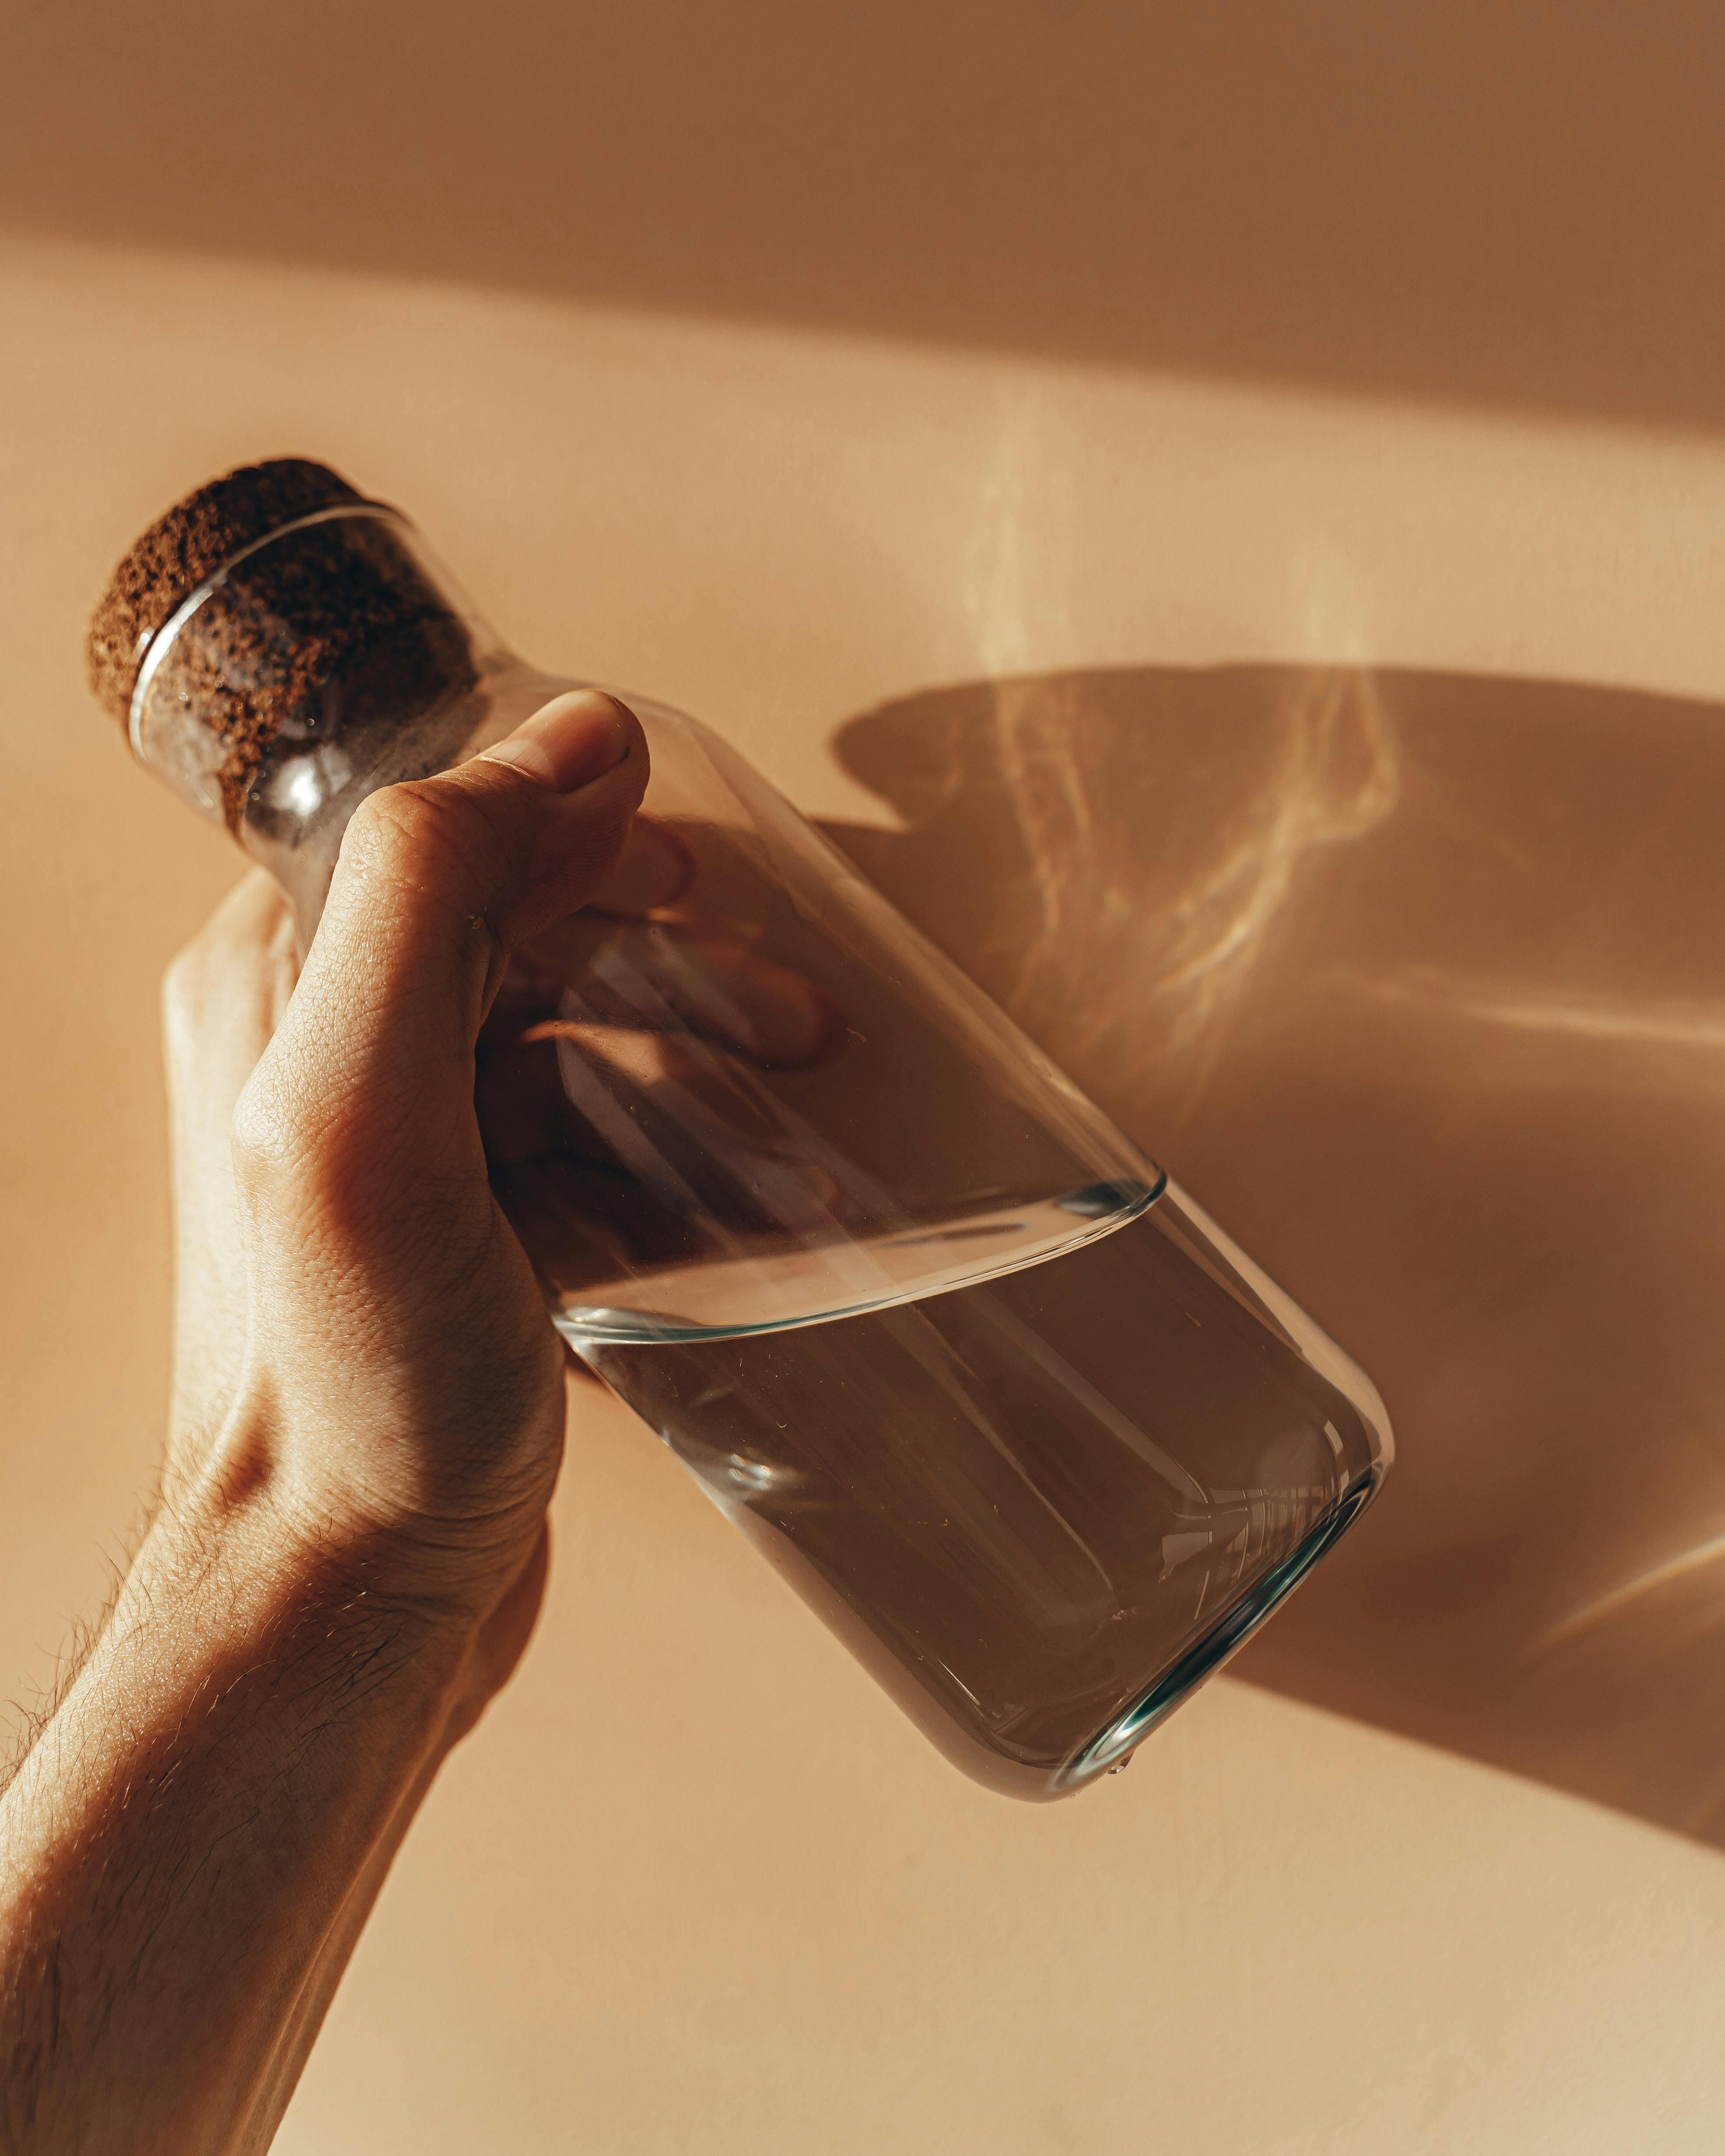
xmin=0 ymin=1453 xmax=487 ymax=2154
xmin=169 ymin=1372 xmax=555 ymax=1627
xmin=131 ymin=1470 xmax=488 ymax=1762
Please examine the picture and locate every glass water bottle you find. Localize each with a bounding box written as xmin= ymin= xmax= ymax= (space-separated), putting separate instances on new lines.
xmin=88 ymin=460 xmax=1392 ymax=1800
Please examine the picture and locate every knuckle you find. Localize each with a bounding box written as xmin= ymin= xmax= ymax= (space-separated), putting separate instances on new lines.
xmin=161 ymin=936 xmax=224 ymax=1075
xmin=342 ymin=784 xmax=430 ymax=877
xmin=161 ymin=909 xmax=232 ymax=1018
xmin=336 ymin=779 xmax=524 ymax=971
xmin=228 ymin=1069 xmax=306 ymax=1198
xmin=343 ymin=779 xmax=481 ymax=892
xmin=162 ymin=874 xmax=296 ymax=1043
xmin=161 ymin=941 xmax=203 ymax=1031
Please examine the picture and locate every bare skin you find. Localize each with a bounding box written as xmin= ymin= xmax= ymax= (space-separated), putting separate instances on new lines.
xmin=0 ymin=690 xmax=671 ymax=2151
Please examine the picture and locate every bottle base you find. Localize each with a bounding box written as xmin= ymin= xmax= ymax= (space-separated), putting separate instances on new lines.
xmin=1049 ymin=1471 xmax=1383 ymax=1793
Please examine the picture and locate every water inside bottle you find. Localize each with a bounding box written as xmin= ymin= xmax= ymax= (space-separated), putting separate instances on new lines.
xmin=561 ymin=1180 xmax=1383 ymax=1798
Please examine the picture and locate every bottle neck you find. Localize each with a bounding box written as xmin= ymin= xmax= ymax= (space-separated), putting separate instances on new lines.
xmin=253 ymin=654 xmax=581 ymax=950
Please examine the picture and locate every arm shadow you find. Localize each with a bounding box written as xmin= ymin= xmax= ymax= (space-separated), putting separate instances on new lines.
xmin=825 ymin=662 xmax=1725 ymax=1850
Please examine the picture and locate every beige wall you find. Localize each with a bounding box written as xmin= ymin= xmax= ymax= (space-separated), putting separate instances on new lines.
xmin=9 ymin=7 xmax=1725 ymax=2138
xmin=10 ymin=1 xmax=1725 ymax=428
xmin=4 ymin=232 xmax=1725 ymax=2152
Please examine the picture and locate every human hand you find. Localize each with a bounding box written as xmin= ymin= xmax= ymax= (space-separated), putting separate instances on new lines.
xmin=163 ymin=685 xmax=848 ymax=1728
xmin=162 ymin=689 xmax=650 ymax=1722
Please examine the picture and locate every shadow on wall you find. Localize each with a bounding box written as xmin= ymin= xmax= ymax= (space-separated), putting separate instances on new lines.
xmin=825 ymin=664 xmax=1725 ymax=1851
xmin=9 ymin=1 xmax=1725 ymax=428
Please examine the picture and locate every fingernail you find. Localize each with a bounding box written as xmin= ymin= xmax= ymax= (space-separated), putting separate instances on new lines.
xmin=477 ymin=690 xmax=632 ymax=792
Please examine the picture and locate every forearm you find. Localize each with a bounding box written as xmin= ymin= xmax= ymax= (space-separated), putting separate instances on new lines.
xmin=0 ymin=683 xmax=625 ymax=2145
xmin=0 ymin=1487 xmax=476 ymax=2154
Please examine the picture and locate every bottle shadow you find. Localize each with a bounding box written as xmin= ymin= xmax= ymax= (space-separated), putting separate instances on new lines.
xmin=823 ymin=663 xmax=1725 ymax=1850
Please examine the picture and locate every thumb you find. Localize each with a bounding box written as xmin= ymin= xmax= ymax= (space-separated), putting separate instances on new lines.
xmin=259 ymin=690 xmax=649 ymax=1175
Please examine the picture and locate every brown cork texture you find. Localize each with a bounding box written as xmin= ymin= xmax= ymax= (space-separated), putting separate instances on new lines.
xmin=86 ymin=458 xmax=364 ymax=725
xmin=87 ymin=458 xmax=477 ymax=830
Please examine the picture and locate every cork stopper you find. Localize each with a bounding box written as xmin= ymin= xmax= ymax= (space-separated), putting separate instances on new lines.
xmin=87 ymin=458 xmax=479 ymax=831
xmin=86 ymin=458 xmax=365 ymax=726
